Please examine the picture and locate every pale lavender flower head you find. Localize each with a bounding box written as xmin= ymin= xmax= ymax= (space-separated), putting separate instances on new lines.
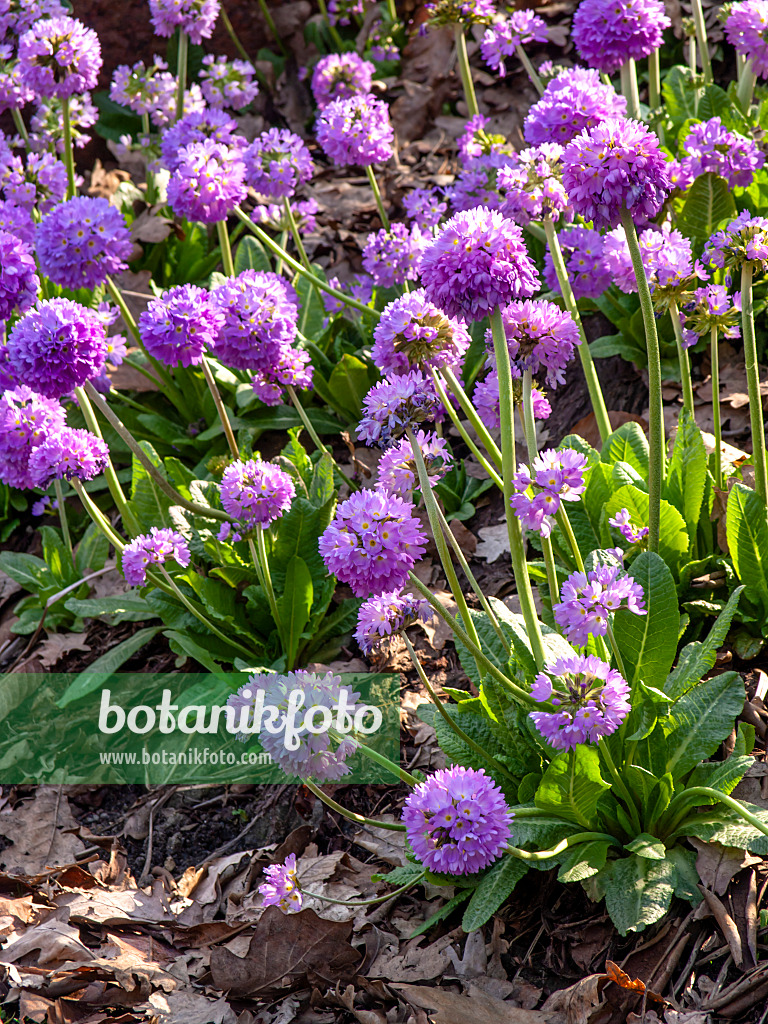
xmin=160 ymin=108 xmax=243 ymax=173
xmin=376 ymin=429 xmax=452 ymax=497
xmin=316 ymin=93 xmax=394 ymax=167
xmin=641 ymin=224 xmax=707 ymax=304
xmin=488 ymin=299 xmax=581 ymax=388
xmin=544 ymin=226 xmax=610 ymax=300
xmin=561 ymin=117 xmax=672 ymax=229
xmin=199 ymin=54 xmax=258 ymax=109
xmin=0 ymin=229 xmax=38 ymax=321
xmin=362 ymin=223 xmax=426 ymax=288
xmin=403 ymin=186 xmax=447 ymax=228
xmin=680 ymin=117 xmax=765 ymax=189
xmin=524 ymin=67 xmax=626 ymax=146
xmin=601 ymin=226 xmax=636 ymax=293
xmin=529 ymin=654 xmax=630 ymax=750
xmin=259 ymin=854 xmax=302 ymax=913
xmin=0 ymin=0 xmax=68 ymax=39
xmin=498 ymin=142 xmax=571 ymax=224
xmin=311 ymin=52 xmax=375 ymax=108
xmin=35 ymin=197 xmax=133 ymax=292
xmin=0 ymin=200 xmax=33 ymax=245
xmin=358 ymin=370 xmax=439 ymax=446
xmin=122 ymin=527 xmax=191 ymax=586
xmin=609 ymin=507 xmax=649 ymax=544
xmin=420 ymin=207 xmax=539 ymax=322
xmin=703 ymin=210 xmax=768 ymax=271
xmin=372 ymin=289 xmax=470 ymax=376
xmin=17 ymin=16 xmax=101 ymax=98
xmin=0 ymin=45 xmax=34 ymax=112
xmin=402 ymin=766 xmax=513 ymax=875
xmin=149 ymin=0 xmax=220 ymax=44
xmin=554 ymin=563 xmax=645 ymax=646
xmin=28 ymin=426 xmax=108 ymax=488
xmin=7 ymin=299 xmax=106 ymax=399
xmin=251 ymin=197 xmax=319 ymax=234
xmin=480 ymin=10 xmax=548 ymax=77
xmin=572 ymin=0 xmax=670 ymax=74
xmin=244 ymin=128 xmax=313 ymax=200
xmin=139 ymin=284 xmax=224 ymax=367
xmin=251 ymin=345 xmax=313 ymax=406
xmin=319 ymin=488 xmax=427 ymax=597
xmin=725 ymin=1 xmax=768 ymax=79
xmin=445 ymin=165 xmax=503 ymax=213
xmin=355 ymin=588 xmax=433 ymax=653
xmin=0 ymin=384 xmax=66 ymax=489
xmin=474 ymin=363 xmax=551 ymax=430
xmin=218 ymin=458 xmax=295 ymax=536
xmin=167 ymin=139 xmax=247 ymax=224
xmin=510 ymin=448 xmax=587 ymax=537
xmin=211 ymin=270 xmax=298 ymax=371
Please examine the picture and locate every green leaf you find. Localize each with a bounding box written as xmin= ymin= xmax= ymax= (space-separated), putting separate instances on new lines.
xmin=325 ymin=354 xmax=376 ymax=423
xmin=64 ymin=595 xmax=156 ymax=623
xmin=594 ymin=855 xmax=675 ymax=935
xmin=665 ymin=586 xmax=744 ymax=699
xmin=0 ymin=551 xmax=57 ymax=597
xmin=601 ymin=422 xmax=649 ymax=475
xmin=462 ymin=856 xmax=529 ymax=931
xmin=164 ymin=629 xmax=224 ymax=673
xmin=296 ymin=264 xmax=328 ymax=340
xmin=678 ymin=173 xmax=738 ymax=246
xmin=0 ymin=672 xmax=44 ymax=726
xmin=665 ymin=410 xmax=707 ymax=537
xmin=625 ymin=834 xmax=666 ymax=860
xmin=75 ymin=522 xmax=110 ymax=577
xmin=558 ymin=840 xmax=610 ymax=882
xmin=56 ymin=627 xmax=162 ymax=707
xmin=409 ymin=890 xmax=472 ymax=937
xmin=234 ymin=235 xmax=272 ymax=275
xmin=613 ymin=552 xmax=679 ymax=688
xmin=278 ymin=555 xmax=313 ymax=668
xmin=663 ymin=671 xmax=745 ymax=781
xmin=606 ymin=485 xmax=689 ymax=573
xmin=535 ymin=747 xmax=609 ymax=828
xmin=727 ymin=483 xmax=768 ymax=617
xmin=128 ymin=441 xmax=172 ymax=533
xmin=309 ymin=453 xmax=335 ymax=507
xmin=663 ymin=65 xmax=697 ymax=127
xmin=40 ymin=527 xmax=78 ymax=587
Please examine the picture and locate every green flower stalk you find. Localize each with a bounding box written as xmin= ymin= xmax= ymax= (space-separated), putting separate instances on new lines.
xmin=669 ymin=300 xmax=695 ymax=419
xmin=741 ymin=263 xmax=768 ymax=507
xmin=619 ymin=58 xmax=640 ymax=120
xmin=453 ymin=24 xmax=480 ymax=117
xmin=712 ymin=325 xmax=723 ymax=490
xmin=175 ymin=28 xmax=188 ymax=121
xmin=690 ymin=0 xmax=713 ymax=84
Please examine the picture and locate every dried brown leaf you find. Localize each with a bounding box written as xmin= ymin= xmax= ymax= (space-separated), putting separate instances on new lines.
xmin=0 ymin=789 xmax=85 ymax=874
xmin=395 ymin=983 xmax=560 ymax=1023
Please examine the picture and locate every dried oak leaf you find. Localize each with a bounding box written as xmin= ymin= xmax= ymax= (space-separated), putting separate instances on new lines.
xmin=0 ymin=789 xmax=85 ymax=874
xmin=394 ymin=983 xmax=560 ymax=1023
xmin=209 ymin=906 xmax=361 ymax=996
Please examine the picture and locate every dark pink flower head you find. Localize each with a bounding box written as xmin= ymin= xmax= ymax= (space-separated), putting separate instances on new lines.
xmin=572 ymin=0 xmax=670 ymax=74
xmin=402 ymin=766 xmax=513 ymax=875
xmin=166 ymin=139 xmax=247 ymax=224
xmin=420 ymin=206 xmax=539 ymax=322
xmin=28 ymin=426 xmax=108 ymax=488
xmin=36 ymin=196 xmax=133 ymax=292
xmin=315 ymin=93 xmax=394 ymax=167
xmin=0 ymin=385 xmax=66 ymax=489
xmin=244 ymin=128 xmax=313 ymax=200
xmin=485 ymin=299 xmax=581 ymax=388
xmin=725 ymin=1 xmax=768 ymax=79
xmin=18 ymin=16 xmax=102 ymax=98
xmin=122 ymin=527 xmax=191 ymax=586
xmin=524 ymin=67 xmax=626 ymax=147
xmin=372 ymin=289 xmax=470 ymax=376
xmin=311 ymin=52 xmax=374 ymax=108
xmin=149 ymin=0 xmax=220 ymax=44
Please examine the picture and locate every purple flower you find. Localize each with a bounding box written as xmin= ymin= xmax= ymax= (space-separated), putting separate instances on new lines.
xmin=372 ymin=289 xmax=470 ymax=376
xmin=0 ymin=229 xmax=38 ymax=321
xmin=355 ymin=588 xmax=432 ymax=653
xmin=703 ymin=209 xmax=768 ymax=271
xmin=403 ymin=186 xmax=447 ymax=228
xmin=211 ymin=270 xmax=299 ymax=371
xmin=30 ymin=92 xmax=98 ymax=153
xmin=0 ymin=45 xmax=34 ymax=112
xmin=524 ymin=67 xmax=627 ymax=147
xmin=27 ymin=426 xmax=108 ymax=488
xmin=544 ymin=226 xmax=610 ymax=300
xmin=251 ymin=198 xmax=319 ymax=234
xmin=139 ymin=284 xmax=223 ymax=367
xmin=0 ymin=200 xmax=33 ymax=245
xmin=358 ymin=370 xmax=439 ymax=446
xmin=402 ymin=766 xmax=512 ymax=875
xmin=319 ymin=488 xmax=427 ymax=597
xmin=474 ymin=364 xmax=551 ymax=430
xmin=488 ymin=299 xmax=581 ymax=388
xmin=315 ymin=93 xmax=394 ymax=167
xmin=122 ymin=527 xmax=191 ymax=586
xmin=199 ymin=54 xmax=258 ymax=109
xmin=167 ymin=140 xmax=247 ymax=224
xmin=641 ymin=224 xmax=707 ymax=303
xmin=725 ymin=1 xmax=768 ymax=79
xmin=259 ymin=854 xmax=302 ymax=913
xmin=0 ymin=0 xmax=68 ymax=39
xmin=7 ymin=299 xmax=106 ymax=399
xmin=561 ymin=117 xmax=672 ymax=229
xmin=572 ymin=0 xmax=670 ymax=74
xmin=457 ymin=114 xmax=508 ymax=164
xmin=680 ymin=117 xmax=765 ymax=189
xmin=682 ymin=284 xmax=741 ymax=341
xmin=376 ymin=430 xmax=452 ymax=497
xmin=17 ymin=16 xmax=102 ymax=97
xmin=424 ymin=0 xmax=496 ymax=27
xmin=554 ymin=563 xmax=646 ymax=646
xmin=480 ymin=10 xmax=548 ymax=77
xmin=244 ymin=128 xmax=313 ymax=200
xmin=327 ymin=0 xmax=365 ymax=25
xmin=110 ymin=58 xmax=176 ymax=120
xmin=218 ymin=458 xmax=295 ymax=536
xmin=445 ymin=165 xmax=503 ymax=213
xmin=0 ymin=385 xmax=66 ymax=489
xmin=251 ymin=346 xmax=313 ymax=405
xmin=601 ymin=226 xmax=636 ymax=293
xmin=35 ymin=197 xmax=133 ymax=292
xmin=148 ymin=0 xmax=220 ymax=44
xmin=362 ymin=223 xmax=426 ymax=288
xmin=160 ymin=108 xmax=243 ymax=173
xmin=311 ymin=52 xmax=375 ymax=108
xmin=498 ymin=142 xmax=571 ymax=224
xmin=609 ymin=507 xmax=650 ymax=544
xmin=529 ymin=654 xmax=631 ymax=750
xmin=0 ymin=150 xmax=67 ymax=214
xmin=368 ymin=21 xmax=400 ymax=61
xmin=510 ymin=448 xmax=587 ymax=537
xmin=420 ymin=206 xmax=539 ymax=322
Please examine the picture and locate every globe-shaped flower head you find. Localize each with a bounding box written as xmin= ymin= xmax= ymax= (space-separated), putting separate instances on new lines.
xmin=7 ymin=299 xmax=107 ymax=399
xmin=486 ymin=299 xmax=581 ymax=388
xmin=561 ymin=117 xmax=671 ymax=229
xmin=402 ymin=766 xmax=513 ymax=874
xmin=0 ymin=385 xmax=66 ymax=489
xmin=211 ymin=270 xmax=298 ymax=371
xmin=311 ymin=52 xmax=375 ymax=108
xmin=218 ymin=458 xmax=295 ymax=537
xmin=553 ymin=564 xmax=646 ymax=647
xmin=316 ymin=93 xmax=394 ymax=167
xmin=372 ymin=290 xmax=470 ymax=376
xmin=358 ymin=370 xmax=440 ymax=446
xmin=497 ymin=143 xmax=571 ymax=224
xmin=481 ymin=10 xmax=549 ymax=77
xmin=28 ymin=426 xmax=109 ymax=488
xmin=166 ymin=139 xmax=247 ymax=224
xmin=110 ymin=58 xmax=176 ymax=121
xmin=122 ymin=528 xmax=191 ymax=586
xmin=362 ymin=224 xmax=426 ymax=289
xmin=572 ymin=0 xmax=670 ymax=74
xmin=244 ymin=129 xmax=314 ymax=200
xmin=0 ymin=230 xmax=38 ymax=321
xmin=725 ymin=1 xmax=768 ymax=79
xmin=139 ymin=284 xmax=224 ymax=367
xmin=36 ymin=197 xmax=133 ymax=292
xmin=524 ymin=67 xmax=627 ymax=146
xmin=0 ymin=45 xmax=35 ymax=112
xmin=420 ymin=207 xmax=539 ymax=322
xmin=149 ymin=0 xmax=220 ymax=44
xmin=199 ymin=55 xmax=259 ymax=110
xmin=160 ymin=108 xmax=243 ymax=172
xmin=0 ymin=0 xmax=68 ymax=39
xmin=680 ymin=117 xmax=765 ymax=189
xmin=18 ymin=16 xmax=102 ymax=97
xmin=355 ymin=590 xmax=433 ymax=654
xmin=376 ymin=430 xmax=453 ymax=498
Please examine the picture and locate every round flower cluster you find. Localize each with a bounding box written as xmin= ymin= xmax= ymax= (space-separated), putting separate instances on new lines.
xmin=704 ymin=210 xmax=768 ymax=271
xmin=682 ymin=284 xmax=741 ymax=341
xmin=530 ymin=654 xmax=631 ymax=750
xmin=110 ymin=58 xmax=176 ymax=121
xmin=561 ymin=117 xmax=672 ymax=229
xmin=0 ymin=150 xmax=67 ymax=213
xmin=0 ymin=45 xmax=34 ymax=112
xmin=445 ymin=165 xmax=503 ymax=214
xmin=311 ymin=52 xmax=375 ymax=108
xmin=497 ymin=143 xmax=571 ymax=224
xmin=679 ymin=117 xmax=765 ymax=189
xmin=402 ymin=186 xmax=447 ymax=228
xmin=0 ymin=385 xmax=66 ymax=490
xmin=524 ymin=67 xmax=627 ymax=147
xmin=362 ymin=224 xmax=426 ymax=289
xmin=211 ymin=270 xmax=299 ymax=371
xmin=372 ymin=290 xmax=470 ymax=376
xmin=244 ymin=128 xmax=314 ymax=200
xmin=601 ymin=227 xmax=637 ymax=293
xmin=27 ymin=426 xmax=109 ymax=488
xmin=0 ymin=229 xmax=38 ymax=321
xmin=609 ymin=507 xmax=650 ymax=544
xmin=358 ymin=370 xmax=439 ymax=446
xmin=36 ymin=196 xmax=133 ymax=292
xmin=139 ymin=284 xmax=223 ymax=367
xmin=376 ymin=430 xmax=453 ymax=497
xmin=226 ymin=671 xmax=360 ymax=780
xmin=725 ymin=1 xmax=768 ymax=79
xmin=0 ymin=200 xmax=34 ymax=245
xmin=319 ymin=488 xmax=427 ymax=597
xmin=0 ymin=0 xmax=69 ymax=39
xmin=148 ymin=0 xmax=220 ymax=44
xmin=480 ymin=10 xmax=549 ymax=76
xmin=160 ymin=109 xmax=243 ymax=173
xmin=510 ymin=448 xmax=587 ymax=537
xmin=572 ymin=0 xmax=670 ymax=74
xmin=30 ymin=93 xmax=98 ymax=153
xmin=218 ymin=459 xmax=295 ymax=537
xmin=315 ymin=93 xmax=394 ymax=166
xmin=167 ymin=140 xmax=247 ymax=223
xmin=543 ymin=226 xmax=610 ymax=300
xmin=554 ymin=563 xmax=646 ymax=646
xmin=259 ymin=854 xmax=302 ymax=914
xmin=251 ymin=345 xmax=314 ymax=406
xmin=199 ymin=55 xmax=258 ymax=109
xmin=402 ymin=766 xmax=513 ymax=875
xmin=355 ymin=589 xmax=432 ymax=654
xmin=473 ymin=365 xmax=551 ymax=430
xmin=122 ymin=528 xmax=191 ymax=586
xmin=420 ymin=206 xmax=539 ymax=322
xmin=488 ymin=299 xmax=581 ymax=388
xmin=7 ymin=299 xmax=107 ymax=399
xmin=18 ymin=16 xmax=102 ymax=97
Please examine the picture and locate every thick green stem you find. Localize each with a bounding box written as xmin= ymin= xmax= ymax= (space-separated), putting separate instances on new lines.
xmin=490 ymin=307 xmax=546 ymax=669
xmin=216 ymin=219 xmax=235 ymax=277
xmin=453 ymin=23 xmax=480 ymax=117
xmin=201 ymin=358 xmax=240 ymax=459
xmin=689 ymin=34 xmax=698 ymax=113
xmin=619 ymin=58 xmax=640 ymax=120
xmin=54 ymin=480 xmax=73 ymax=561
xmin=282 ymin=197 xmax=313 ymax=272
xmin=711 ymin=326 xmax=723 ymax=490
xmin=605 ymin=622 xmax=627 ymax=679
xmin=741 ymin=263 xmax=768 ymax=507
xmin=74 ymin=386 xmax=134 ymax=531
xmin=354 ymin=738 xmax=419 ymax=786
xmin=648 ymin=48 xmax=661 ymax=108
xmin=61 ymin=96 xmax=76 ymax=199
xmin=301 ymin=872 xmax=425 ymax=907
xmin=669 ymin=301 xmax=695 ymax=419
xmin=10 ymin=107 xmax=28 ymax=145
xmin=690 ymin=0 xmax=713 ymax=85
xmin=254 ymin=529 xmax=282 ymax=636
xmin=71 ymin=479 xmax=126 ymax=551
xmin=386 ymin=0 xmax=397 ymax=21
xmin=159 ymin=567 xmax=257 ymax=661
xmin=286 ymin=386 xmax=357 ymax=490
xmin=302 ymin=779 xmax=407 ymax=831
xmin=221 ymin=4 xmax=256 ymax=64
xmin=522 ymin=371 xmax=559 ymax=603
xmin=507 ymin=831 xmax=618 ymax=862
xmin=543 ymin=215 xmax=612 ymax=443
xmin=141 ymin=113 xmax=158 ymax=204
xmin=437 ymin=366 xmax=503 ymax=470
xmin=621 ymin=209 xmax=664 ymax=552
xmin=104 ymin=276 xmax=142 ymax=347
xmin=599 ymin=739 xmax=642 ymax=833
xmin=555 ymin=507 xmax=585 ymax=572
xmin=365 ymin=164 xmax=390 ymax=230
xmin=515 ymin=45 xmax=543 ymax=95
xmin=737 ymin=59 xmax=757 ymax=113
xmin=316 ymin=0 xmax=344 ymax=48
xmin=175 ymin=29 xmax=188 ymax=121
xmin=429 ymin=371 xmax=502 ymax=488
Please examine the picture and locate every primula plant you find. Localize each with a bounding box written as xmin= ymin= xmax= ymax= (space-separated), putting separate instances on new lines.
xmin=4 ymin=0 xmax=768 ymax=950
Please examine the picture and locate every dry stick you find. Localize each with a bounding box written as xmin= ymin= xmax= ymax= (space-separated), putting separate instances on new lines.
xmin=201 ymin=358 xmax=240 ymax=458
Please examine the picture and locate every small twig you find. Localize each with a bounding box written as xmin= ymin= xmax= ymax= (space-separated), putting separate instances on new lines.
xmin=139 ymin=787 xmax=178 ymax=883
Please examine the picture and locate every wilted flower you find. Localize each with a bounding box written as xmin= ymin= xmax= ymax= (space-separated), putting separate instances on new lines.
xmin=682 ymin=284 xmax=741 ymax=340
xmin=122 ymin=527 xmax=191 ymax=586
xmin=703 ymin=210 xmax=768 ymax=271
